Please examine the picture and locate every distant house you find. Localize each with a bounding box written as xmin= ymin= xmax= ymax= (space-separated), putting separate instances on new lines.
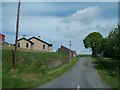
xmin=57 ymin=45 xmax=77 ymax=58
xmin=17 ymin=36 xmax=52 ymax=52
xmin=17 ymin=37 xmax=34 ymax=50
xmin=0 ymin=33 xmax=5 ymax=43
xmin=71 ymin=50 xmax=77 ymax=57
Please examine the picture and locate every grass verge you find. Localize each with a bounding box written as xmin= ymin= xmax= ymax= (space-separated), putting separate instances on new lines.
xmin=93 ymin=57 xmax=120 ymax=90
xmin=2 ymin=49 xmax=79 ymax=89
xmin=79 ymin=54 xmax=91 ymax=57
xmin=37 ymin=57 xmax=79 ymax=87
xmin=0 ymin=47 xmax=2 ymax=90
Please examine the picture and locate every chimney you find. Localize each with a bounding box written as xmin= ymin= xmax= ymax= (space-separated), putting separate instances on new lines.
xmin=23 ymin=34 xmax=26 ymax=38
xmin=38 ymin=35 xmax=41 ymax=39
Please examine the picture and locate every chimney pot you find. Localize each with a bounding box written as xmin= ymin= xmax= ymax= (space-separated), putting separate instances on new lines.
xmin=23 ymin=34 xmax=26 ymax=38
xmin=38 ymin=36 xmax=41 ymax=39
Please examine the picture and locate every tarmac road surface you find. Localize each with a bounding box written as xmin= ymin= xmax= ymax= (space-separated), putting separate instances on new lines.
xmin=39 ymin=57 xmax=110 ymax=88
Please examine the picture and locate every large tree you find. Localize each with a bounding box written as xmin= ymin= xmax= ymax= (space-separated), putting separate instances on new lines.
xmin=103 ymin=24 xmax=120 ymax=58
xmin=83 ymin=32 xmax=104 ymax=57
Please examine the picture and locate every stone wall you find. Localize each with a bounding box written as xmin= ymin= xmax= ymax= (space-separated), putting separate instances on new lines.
xmin=47 ymin=57 xmax=69 ymax=69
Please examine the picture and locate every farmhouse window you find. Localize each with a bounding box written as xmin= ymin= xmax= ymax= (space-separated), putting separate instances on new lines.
xmin=18 ymin=43 xmax=20 ymax=47
xmin=26 ymin=43 xmax=29 ymax=48
xmin=43 ymin=45 xmax=45 ymax=49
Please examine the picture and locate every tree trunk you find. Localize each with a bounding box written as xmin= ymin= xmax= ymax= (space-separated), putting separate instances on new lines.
xmin=92 ymin=46 xmax=94 ymax=57
xmin=92 ymin=46 xmax=96 ymax=57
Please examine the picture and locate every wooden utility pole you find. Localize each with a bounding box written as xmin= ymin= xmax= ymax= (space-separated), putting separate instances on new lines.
xmin=14 ymin=0 xmax=21 ymax=69
xmin=69 ymin=41 xmax=71 ymax=60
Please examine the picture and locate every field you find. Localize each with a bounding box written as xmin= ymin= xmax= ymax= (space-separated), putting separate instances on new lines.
xmin=2 ymin=48 xmax=79 ymax=88
xmin=93 ymin=57 xmax=120 ymax=90
xmin=79 ymin=54 xmax=91 ymax=57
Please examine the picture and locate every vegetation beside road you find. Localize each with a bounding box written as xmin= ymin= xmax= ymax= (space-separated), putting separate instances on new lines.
xmin=83 ymin=24 xmax=120 ymax=58
xmin=79 ymin=54 xmax=91 ymax=57
xmin=93 ymin=57 xmax=120 ymax=90
xmin=0 ymin=65 xmax=1 ymax=89
xmin=83 ymin=24 xmax=120 ymax=89
xmin=2 ymin=48 xmax=79 ymax=88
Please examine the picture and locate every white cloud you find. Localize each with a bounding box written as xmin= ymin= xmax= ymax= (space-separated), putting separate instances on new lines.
xmin=3 ymin=15 xmax=63 ymax=42
xmin=62 ymin=6 xmax=100 ymax=24
xmin=2 ymin=3 xmax=117 ymax=54
xmin=55 ymin=6 xmax=117 ymax=54
xmin=20 ymin=16 xmax=62 ymax=35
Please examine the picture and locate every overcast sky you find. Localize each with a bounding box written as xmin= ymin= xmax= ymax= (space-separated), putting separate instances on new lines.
xmin=1 ymin=1 xmax=118 ymax=54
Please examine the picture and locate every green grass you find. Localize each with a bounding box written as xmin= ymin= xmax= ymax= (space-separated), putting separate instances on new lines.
xmin=2 ymin=48 xmax=79 ymax=88
xmin=93 ymin=57 xmax=120 ymax=90
xmin=35 ymin=57 xmax=79 ymax=87
xmin=0 ymin=48 xmax=2 ymax=90
xmin=79 ymin=54 xmax=91 ymax=57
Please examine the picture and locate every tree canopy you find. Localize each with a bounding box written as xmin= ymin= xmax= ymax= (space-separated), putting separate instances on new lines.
xmin=103 ymin=24 xmax=120 ymax=58
xmin=83 ymin=24 xmax=120 ymax=59
xmin=83 ymin=32 xmax=104 ymax=57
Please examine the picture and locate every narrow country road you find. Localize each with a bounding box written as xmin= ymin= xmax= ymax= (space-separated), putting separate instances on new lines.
xmin=39 ymin=57 xmax=110 ymax=88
